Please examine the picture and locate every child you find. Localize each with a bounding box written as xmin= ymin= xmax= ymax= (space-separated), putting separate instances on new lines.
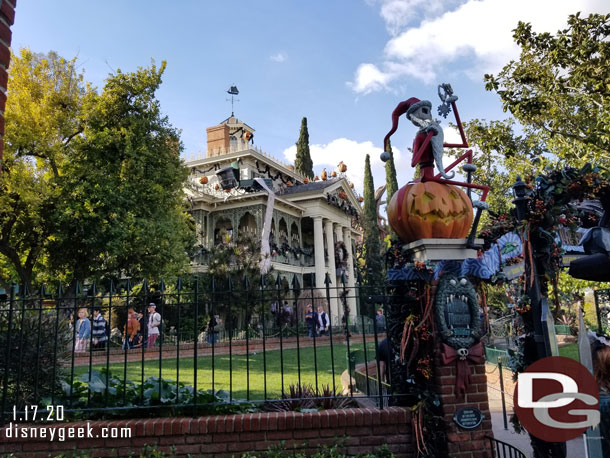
xmin=74 ymin=308 xmax=91 ymax=352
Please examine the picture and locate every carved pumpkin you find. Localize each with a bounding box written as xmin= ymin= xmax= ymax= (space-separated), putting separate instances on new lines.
xmin=338 ymin=161 xmax=347 ymax=173
xmin=350 ymin=183 xmax=354 ymax=189
xmin=321 ymin=169 xmax=328 ymax=181
xmin=314 ymin=175 xmax=319 ymax=181
xmin=199 ymin=176 xmax=209 ymax=185
xmin=339 ymin=191 xmax=347 ymax=199
xmin=215 ymin=184 xmax=220 ymax=190
xmin=286 ymin=181 xmax=292 ymax=187
xmin=303 ymin=177 xmax=309 ymax=184
xmin=331 ymin=171 xmax=337 ymax=178
xmin=358 ymin=196 xmax=364 ymax=203
xmin=387 ymin=182 xmax=473 ymax=243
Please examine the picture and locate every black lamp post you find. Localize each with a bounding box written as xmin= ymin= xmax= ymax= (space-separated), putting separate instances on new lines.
xmin=512 ymin=177 xmax=565 ymax=458
xmin=512 ymin=176 xmax=529 ymax=222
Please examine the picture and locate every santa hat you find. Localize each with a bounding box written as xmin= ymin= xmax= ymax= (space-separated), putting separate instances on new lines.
xmin=383 ymin=97 xmax=432 ymax=151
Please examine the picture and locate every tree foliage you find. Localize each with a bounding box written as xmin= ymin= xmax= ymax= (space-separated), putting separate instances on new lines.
xmin=294 ymin=117 xmax=314 ymax=179
xmin=0 ymin=49 xmax=194 ymax=288
xmin=0 ymin=49 xmax=90 ymax=288
xmin=48 ymin=62 xmax=194 ymax=283
xmin=362 ymin=155 xmax=383 ymax=298
xmin=485 ymin=13 xmax=610 ymax=166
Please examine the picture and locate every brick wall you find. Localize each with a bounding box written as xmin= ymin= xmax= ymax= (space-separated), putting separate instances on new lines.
xmin=0 ymin=0 xmax=15 ymax=165
xmin=0 ymin=408 xmax=412 ymax=458
xmin=430 ymin=282 xmax=494 ymax=458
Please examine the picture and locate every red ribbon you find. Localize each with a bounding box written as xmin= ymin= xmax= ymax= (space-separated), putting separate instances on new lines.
xmin=440 ymin=341 xmax=485 ymax=396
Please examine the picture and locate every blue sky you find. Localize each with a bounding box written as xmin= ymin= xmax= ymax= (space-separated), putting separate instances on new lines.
xmin=11 ymin=0 xmax=607 ymax=196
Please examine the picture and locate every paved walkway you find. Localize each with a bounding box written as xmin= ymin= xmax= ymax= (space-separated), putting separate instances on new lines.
xmin=485 ymin=362 xmax=586 ymax=458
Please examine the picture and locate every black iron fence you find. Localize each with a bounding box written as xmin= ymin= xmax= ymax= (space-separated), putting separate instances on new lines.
xmin=0 ymin=276 xmax=391 ymax=424
xmin=486 ymin=436 xmax=528 ymax=458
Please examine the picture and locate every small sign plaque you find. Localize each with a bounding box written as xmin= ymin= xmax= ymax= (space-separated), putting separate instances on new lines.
xmin=453 ymin=407 xmax=483 ymax=430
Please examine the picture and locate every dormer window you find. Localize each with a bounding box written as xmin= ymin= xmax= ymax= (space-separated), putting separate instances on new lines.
xmin=230 ymin=135 xmax=237 ymax=150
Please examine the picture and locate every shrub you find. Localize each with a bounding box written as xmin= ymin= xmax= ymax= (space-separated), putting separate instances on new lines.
xmin=54 ymin=369 xmax=257 ymax=420
xmin=0 ymin=302 xmax=72 ymax=409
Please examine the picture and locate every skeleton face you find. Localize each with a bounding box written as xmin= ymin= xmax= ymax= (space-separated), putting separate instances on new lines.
xmin=411 ymin=105 xmax=432 ymax=122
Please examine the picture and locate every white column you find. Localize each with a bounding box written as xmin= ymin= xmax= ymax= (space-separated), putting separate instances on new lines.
xmin=343 ymin=226 xmax=357 ymax=318
xmin=324 ymin=219 xmax=338 ymax=319
xmin=334 ymin=223 xmax=343 ymax=243
xmin=313 ymin=216 xmax=326 ymax=289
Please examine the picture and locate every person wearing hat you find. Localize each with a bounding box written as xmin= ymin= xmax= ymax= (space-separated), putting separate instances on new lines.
xmin=91 ymin=307 xmax=108 ymax=351
xmin=147 ymin=303 xmax=162 ymax=348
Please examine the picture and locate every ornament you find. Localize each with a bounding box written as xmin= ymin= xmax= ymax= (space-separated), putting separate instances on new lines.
xmin=215 ymin=184 xmax=220 ymax=190
xmin=338 ymin=161 xmax=347 ymax=173
xmin=331 ymin=171 xmax=337 ymax=178
xmin=321 ymin=169 xmax=328 ymax=181
xmin=387 ymin=182 xmax=473 ymax=243
xmin=199 ymin=176 xmax=209 ymax=185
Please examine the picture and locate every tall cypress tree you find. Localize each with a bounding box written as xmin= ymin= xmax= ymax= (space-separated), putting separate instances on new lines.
xmin=362 ymin=154 xmax=384 ymax=313
xmin=384 ymin=139 xmax=399 ymax=240
xmin=295 ymin=117 xmax=314 ymax=179
xmin=384 ymin=139 xmax=399 ymax=202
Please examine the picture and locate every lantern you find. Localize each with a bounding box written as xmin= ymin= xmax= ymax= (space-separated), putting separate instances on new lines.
xmin=387 ymin=182 xmax=473 ymax=243
xmin=199 ymin=176 xmax=209 ymax=185
xmin=338 ymin=161 xmax=347 ymax=173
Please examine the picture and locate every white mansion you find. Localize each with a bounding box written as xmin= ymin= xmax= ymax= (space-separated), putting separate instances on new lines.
xmin=184 ymin=115 xmax=362 ymax=319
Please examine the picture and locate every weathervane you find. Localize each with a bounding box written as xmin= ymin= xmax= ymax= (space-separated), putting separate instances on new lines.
xmin=226 ymin=85 xmax=239 ymax=116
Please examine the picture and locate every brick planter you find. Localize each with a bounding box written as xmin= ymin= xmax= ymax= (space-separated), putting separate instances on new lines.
xmin=0 ymin=408 xmax=412 ymax=458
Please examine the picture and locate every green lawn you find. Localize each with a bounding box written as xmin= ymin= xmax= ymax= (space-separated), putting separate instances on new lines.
xmin=74 ymin=342 xmax=378 ymax=401
xmin=558 ymin=343 xmax=580 ymax=361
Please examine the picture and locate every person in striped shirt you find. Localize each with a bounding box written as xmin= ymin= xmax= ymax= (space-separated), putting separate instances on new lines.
xmin=92 ymin=307 xmax=108 ymax=350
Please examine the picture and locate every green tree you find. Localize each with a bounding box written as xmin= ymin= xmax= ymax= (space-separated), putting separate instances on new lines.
xmin=362 ymin=154 xmax=383 ymax=310
xmin=384 ymin=139 xmax=399 ymax=202
xmin=384 ymin=139 xmax=399 ymax=241
xmin=48 ymin=62 xmax=195 ymax=283
xmin=0 ymin=49 xmax=90 ymax=288
xmin=294 ymin=117 xmax=314 ymax=179
xmin=485 ymin=13 xmax=610 ymax=166
xmin=449 ymin=118 xmax=550 ymax=217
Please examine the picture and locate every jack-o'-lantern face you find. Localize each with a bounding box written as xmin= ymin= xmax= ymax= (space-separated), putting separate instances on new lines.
xmin=387 ymin=182 xmax=473 ymax=242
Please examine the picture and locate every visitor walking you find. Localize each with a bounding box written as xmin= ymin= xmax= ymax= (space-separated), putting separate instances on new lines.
xmin=305 ymin=305 xmax=317 ymax=338
xmin=376 ymin=308 xmax=386 ymax=333
xmin=147 ymin=303 xmax=162 ymax=348
xmin=317 ymin=306 xmax=329 ymax=336
xmin=123 ymin=308 xmax=140 ymax=350
xmin=74 ymin=308 xmax=91 ymax=353
xmin=91 ymin=307 xmax=108 ymax=351
xmin=207 ymin=315 xmax=220 ymax=344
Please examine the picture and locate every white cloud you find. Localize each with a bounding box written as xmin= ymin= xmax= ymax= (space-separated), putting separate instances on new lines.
xmin=270 ymin=52 xmax=287 ymax=63
xmin=370 ymin=0 xmax=462 ymax=36
xmin=351 ymin=0 xmax=607 ymax=93
xmin=283 ymin=138 xmax=408 ymax=195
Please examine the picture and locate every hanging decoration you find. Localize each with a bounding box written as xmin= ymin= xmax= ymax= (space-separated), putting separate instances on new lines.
xmin=199 ymin=176 xmax=209 ymax=185
xmin=255 ymin=160 xmax=294 ymax=185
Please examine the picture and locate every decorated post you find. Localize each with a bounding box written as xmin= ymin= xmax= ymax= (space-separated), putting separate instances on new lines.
xmin=382 ymin=85 xmax=494 ymax=458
